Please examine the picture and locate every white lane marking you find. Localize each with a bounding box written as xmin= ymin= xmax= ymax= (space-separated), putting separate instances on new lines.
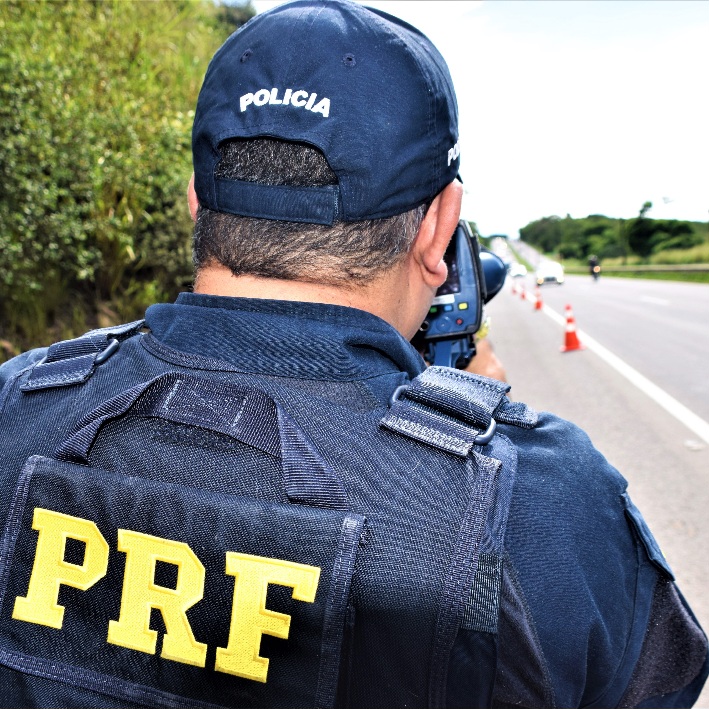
xmin=541 ymin=303 xmax=709 ymax=445
xmin=640 ymin=296 xmax=670 ymax=306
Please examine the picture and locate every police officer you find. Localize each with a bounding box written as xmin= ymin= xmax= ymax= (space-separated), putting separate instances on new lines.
xmin=0 ymin=1 xmax=707 ymax=707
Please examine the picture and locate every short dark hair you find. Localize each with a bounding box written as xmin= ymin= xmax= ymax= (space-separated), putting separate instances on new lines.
xmin=193 ymin=138 xmax=428 ymax=286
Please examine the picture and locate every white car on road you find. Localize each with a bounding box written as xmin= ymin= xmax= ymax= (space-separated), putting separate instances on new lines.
xmin=535 ymin=261 xmax=564 ymax=285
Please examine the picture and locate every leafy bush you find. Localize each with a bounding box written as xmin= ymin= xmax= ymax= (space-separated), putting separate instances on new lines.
xmin=0 ymin=0 xmax=254 ymax=357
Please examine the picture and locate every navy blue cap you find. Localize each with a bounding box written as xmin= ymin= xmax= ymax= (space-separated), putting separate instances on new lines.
xmin=192 ymin=0 xmax=459 ymax=225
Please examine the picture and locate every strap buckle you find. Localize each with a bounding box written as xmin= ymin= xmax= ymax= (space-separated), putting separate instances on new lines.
xmin=388 ymin=383 xmax=497 ymax=447
xmin=474 ymin=418 xmax=496 ymax=445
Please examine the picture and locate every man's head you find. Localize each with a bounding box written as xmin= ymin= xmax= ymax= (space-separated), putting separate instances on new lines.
xmin=192 ymin=137 xmax=430 ymax=286
xmin=189 ymin=0 xmax=462 ymax=334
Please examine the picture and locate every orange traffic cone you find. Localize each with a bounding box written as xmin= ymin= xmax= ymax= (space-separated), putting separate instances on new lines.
xmin=519 ymin=284 xmax=526 ymax=301
xmin=561 ymin=304 xmax=585 ymax=352
xmin=534 ymin=286 xmax=543 ymax=311
xmin=511 ymin=280 xmax=518 ymax=295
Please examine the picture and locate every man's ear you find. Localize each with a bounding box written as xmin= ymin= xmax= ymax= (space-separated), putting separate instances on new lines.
xmin=411 ymin=179 xmax=463 ymax=288
xmin=187 ymin=173 xmax=199 ymax=223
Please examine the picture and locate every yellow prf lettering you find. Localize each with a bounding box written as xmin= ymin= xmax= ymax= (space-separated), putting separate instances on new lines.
xmin=107 ymin=529 xmax=208 ymax=668
xmin=215 ymin=552 xmax=320 ymax=682
xmin=13 ymin=508 xmax=109 ymax=629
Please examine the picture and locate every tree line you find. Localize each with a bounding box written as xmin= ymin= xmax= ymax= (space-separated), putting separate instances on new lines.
xmin=519 ymin=203 xmax=706 ymax=262
xmin=0 ymin=0 xmax=254 ymax=360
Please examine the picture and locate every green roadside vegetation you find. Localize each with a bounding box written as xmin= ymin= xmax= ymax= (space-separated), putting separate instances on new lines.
xmin=505 ymin=242 xmax=534 ymax=273
xmin=0 ymin=0 xmax=254 ymax=362
xmin=514 ymin=209 xmax=709 ymax=285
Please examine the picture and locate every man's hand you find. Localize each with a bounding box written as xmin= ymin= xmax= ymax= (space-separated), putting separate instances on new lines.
xmin=464 ymin=339 xmax=507 ymax=382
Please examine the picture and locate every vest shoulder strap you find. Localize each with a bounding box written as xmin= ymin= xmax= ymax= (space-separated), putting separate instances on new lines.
xmin=380 ymin=365 xmax=538 ymax=456
xmin=20 ymin=320 xmax=145 ymax=392
xmin=380 ymin=366 xmax=538 ymax=707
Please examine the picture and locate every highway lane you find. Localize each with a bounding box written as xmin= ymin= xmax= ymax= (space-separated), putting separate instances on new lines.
xmin=521 ymin=273 xmax=709 ymax=422
xmin=483 ymin=282 xmax=709 ymax=706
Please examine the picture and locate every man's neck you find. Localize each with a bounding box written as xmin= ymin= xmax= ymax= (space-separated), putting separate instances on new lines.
xmin=193 ymin=263 xmax=423 ymax=338
xmin=194 ymin=265 xmax=369 ymax=310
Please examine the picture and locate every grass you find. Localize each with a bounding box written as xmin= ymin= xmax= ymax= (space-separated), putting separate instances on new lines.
xmin=649 ymin=242 xmax=709 ymax=265
xmin=506 ymin=242 xmax=535 ymax=272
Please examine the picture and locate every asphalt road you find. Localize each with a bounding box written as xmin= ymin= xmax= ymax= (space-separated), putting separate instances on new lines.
xmin=483 ymin=274 xmax=709 ymax=706
xmin=521 ymin=273 xmax=709 ymax=422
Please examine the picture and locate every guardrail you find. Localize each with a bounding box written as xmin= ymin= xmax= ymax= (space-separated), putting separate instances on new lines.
xmin=600 ymin=264 xmax=709 ymax=273
xmin=562 ymin=264 xmax=709 ymax=283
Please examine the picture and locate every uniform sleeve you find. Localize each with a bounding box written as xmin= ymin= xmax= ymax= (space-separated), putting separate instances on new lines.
xmin=493 ymin=499 xmax=708 ymax=709
xmin=624 ymin=580 xmax=708 ymax=708
xmin=493 ymin=414 xmax=708 ymax=708
xmin=613 ymin=495 xmax=708 ymax=708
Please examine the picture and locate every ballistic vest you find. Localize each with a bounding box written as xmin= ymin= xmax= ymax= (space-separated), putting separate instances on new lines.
xmin=0 ymin=321 xmax=537 ymax=708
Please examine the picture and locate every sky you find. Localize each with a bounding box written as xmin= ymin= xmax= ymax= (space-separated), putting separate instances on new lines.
xmin=251 ymin=0 xmax=709 ymax=237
